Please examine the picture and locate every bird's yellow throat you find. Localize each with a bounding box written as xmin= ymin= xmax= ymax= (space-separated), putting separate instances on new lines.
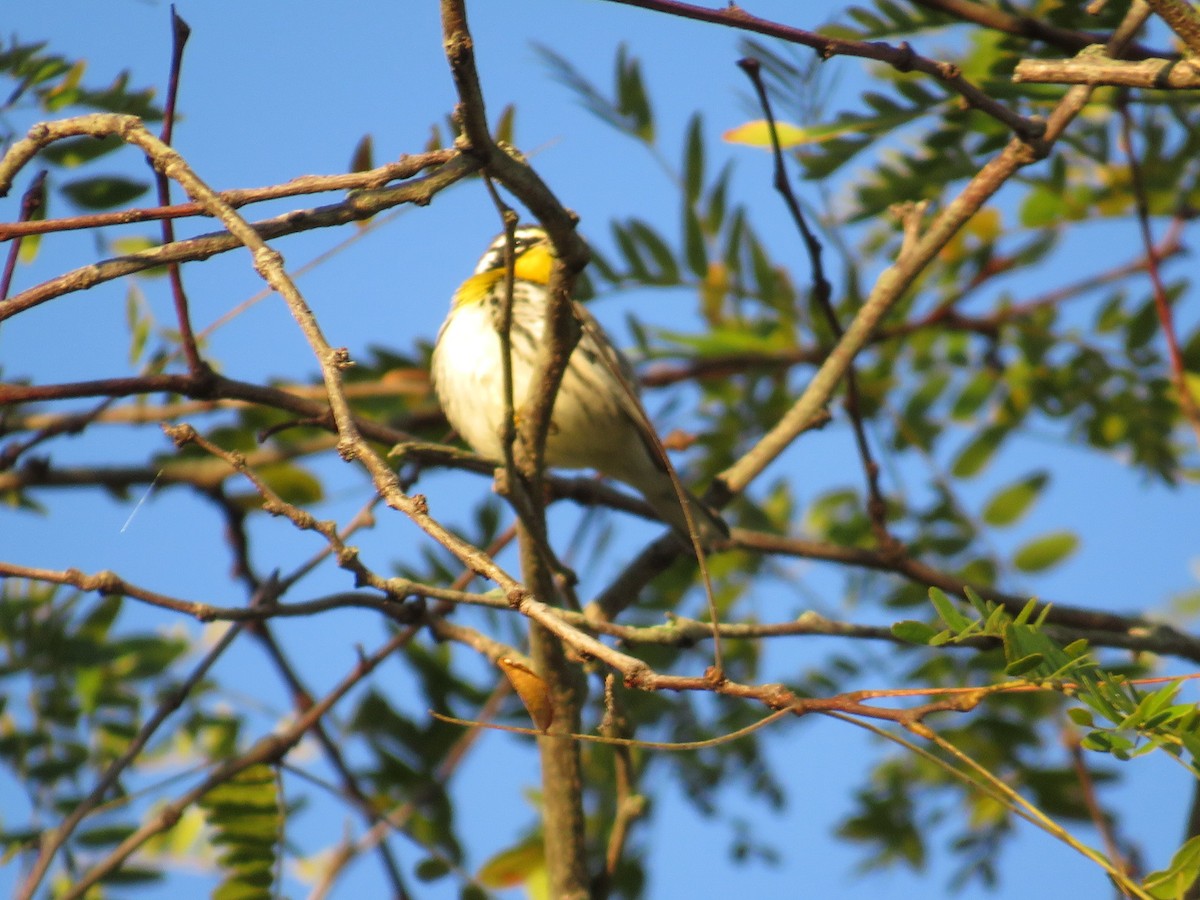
xmin=453 ymin=242 xmax=556 ymax=308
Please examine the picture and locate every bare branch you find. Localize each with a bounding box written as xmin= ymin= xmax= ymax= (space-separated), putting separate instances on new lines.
xmin=0 ymin=148 xmax=477 ymax=321
xmin=0 ymin=150 xmax=458 ymax=239
xmin=1015 ymin=49 xmax=1200 ymax=87
xmin=1143 ymin=0 xmax=1200 ymax=55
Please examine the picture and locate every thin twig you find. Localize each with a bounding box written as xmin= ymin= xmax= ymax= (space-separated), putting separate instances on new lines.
xmin=1116 ymin=99 xmax=1200 ymax=448
xmin=737 ymin=56 xmax=894 ymax=544
xmin=155 ymin=8 xmax=205 ymax=377
xmin=1065 ymin=730 xmax=1135 ymax=881
xmin=0 ymin=146 xmax=479 ymax=321
xmin=0 ymin=169 xmax=45 ymax=300
xmin=600 ymin=0 xmax=1044 ymax=138
xmin=0 ymin=151 xmax=457 ymax=240
xmin=911 ymin=0 xmax=1163 ymax=58
xmin=1142 ymin=0 xmax=1200 ymax=54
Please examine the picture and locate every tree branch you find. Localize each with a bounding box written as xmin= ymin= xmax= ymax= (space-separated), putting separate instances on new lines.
xmin=0 ymin=146 xmax=477 ymax=321
xmin=600 ymin=0 xmax=1044 ymax=138
xmin=1143 ymin=0 xmax=1200 ymax=55
xmin=715 ymin=3 xmax=1151 ymax=498
xmin=1014 ymin=49 xmax=1200 ymax=88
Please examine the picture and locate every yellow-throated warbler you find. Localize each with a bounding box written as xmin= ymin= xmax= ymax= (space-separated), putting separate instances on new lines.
xmin=431 ymin=225 xmax=727 ymax=544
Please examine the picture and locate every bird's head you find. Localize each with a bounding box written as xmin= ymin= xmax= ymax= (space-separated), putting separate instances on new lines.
xmin=473 ymin=225 xmax=556 ymax=283
xmin=451 ymin=225 xmax=557 ymax=309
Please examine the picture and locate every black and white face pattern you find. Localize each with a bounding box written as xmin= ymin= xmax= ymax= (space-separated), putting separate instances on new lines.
xmin=473 ymin=226 xmax=550 ymax=274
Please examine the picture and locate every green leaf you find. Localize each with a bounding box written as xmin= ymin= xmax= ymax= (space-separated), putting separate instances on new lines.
xmin=951 ymin=426 xmax=1005 ymax=478
xmin=1011 ymin=596 xmax=1041 ymax=626
xmin=891 ymin=620 xmax=940 ymax=644
xmin=127 ymin=288 xmax=152 ymax=364
xmin=98 ymin=866 xmax=164 ymax=886
xmin=683 ymin=112 xmax=704 ymax=205
xmin=39 ymin=133 xmax=124 ymax=167
xmin=611 ymin=221 xmax=651 ymax=282
xmin=928 ymin=587 xmax=971 ymax=633
xmin=1126 ymin=299 xmax=1160 ymax=352
xmin=615 ymin=45 xmax=653 ymax=142
xmin=981 ymin=472 xmax=1048 ymax=527
xmin=1067 ymin=707 xmax=1095 ymax=727
xmin=1004 ymin=653 xmax=1045 ymax=677
xmin=724 ymin=98 xmax=924 ymax=148
xmin=723 ymin=119 xmax=811 ymax=148
xmin=17 ymin=224 xmax=43 ymax=263
xmin=27 ymin=743 xmax=88 ymax=781
xmin=254 ymin=463 xmax=323 ymax=506
xmin=1012 ymin=532 xmax=1079 ymax=573
xmin=201 ymin=764 xmax=280 ymax=900
xmin=1063 ymin=639 xmax=1089 ymax=657
xmin=477 ymin=839 xmax=544 ymax=888
xmin=493 ymin=104 xmax=516 ymax=146
xmin=416 ymin=857 xmax=451 ymax=881
xmin=1143 ymin=834 xmax=1200 ymax=899
xmin=962 ymin=586 xmax=989 ymax=618
xmin=627 ymin=220 xmax=679 ymax=284
xmin=536 ymin=44 xmax=634 ymax=136
xmin=683 ymin=205 xmax=707 ymax=278
xmin=704 ymin=161 xmax=733 ymax=233
xmin=950 ymin=370 xmax=996 ymax=421
xmin=60 ymin=175 xmax=149 ymax=210
xmin=1019 ymin=184 xmax=1065 ymax=228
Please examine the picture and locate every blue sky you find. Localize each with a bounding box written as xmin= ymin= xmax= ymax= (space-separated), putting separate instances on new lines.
xmin=3 ymin=1 xmax=1199 ymax=898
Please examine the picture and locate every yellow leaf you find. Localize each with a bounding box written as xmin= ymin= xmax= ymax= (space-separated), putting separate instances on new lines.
xmin=17 ymin=233 xmax=42 ymax=264
xmin=700 ymin=260 xmax=728 ymax=325
xmin=110 ymin=236 xmax=160 ymax=256
xmin=477 ymin=839 xmax=544 ymax=888
xmin=46 ymin=60 xmax=86 ymax=99
xmin=968 ymin=207 xmax=1002 ymax=242
xmin=1181 ymin=372 xmax=1200 ymax=408
xmin=498 ymin=657 xmax=553 ymax=732
xmin=722 ymin=119 xmax=810 ymax=148
xmin=941 ymin=207 xmax=1001 ymax=261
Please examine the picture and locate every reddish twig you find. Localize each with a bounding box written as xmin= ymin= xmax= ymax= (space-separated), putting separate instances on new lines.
xmin=154 ymin=8 xmax=206 ymax=378
xmin=1117 ymin=100 xmax=1200 ymax=447
xmin=1065 ymin=730 xmax=1135 ymax=881
xmin=0 ymin=170 xmax=45 ymax=300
